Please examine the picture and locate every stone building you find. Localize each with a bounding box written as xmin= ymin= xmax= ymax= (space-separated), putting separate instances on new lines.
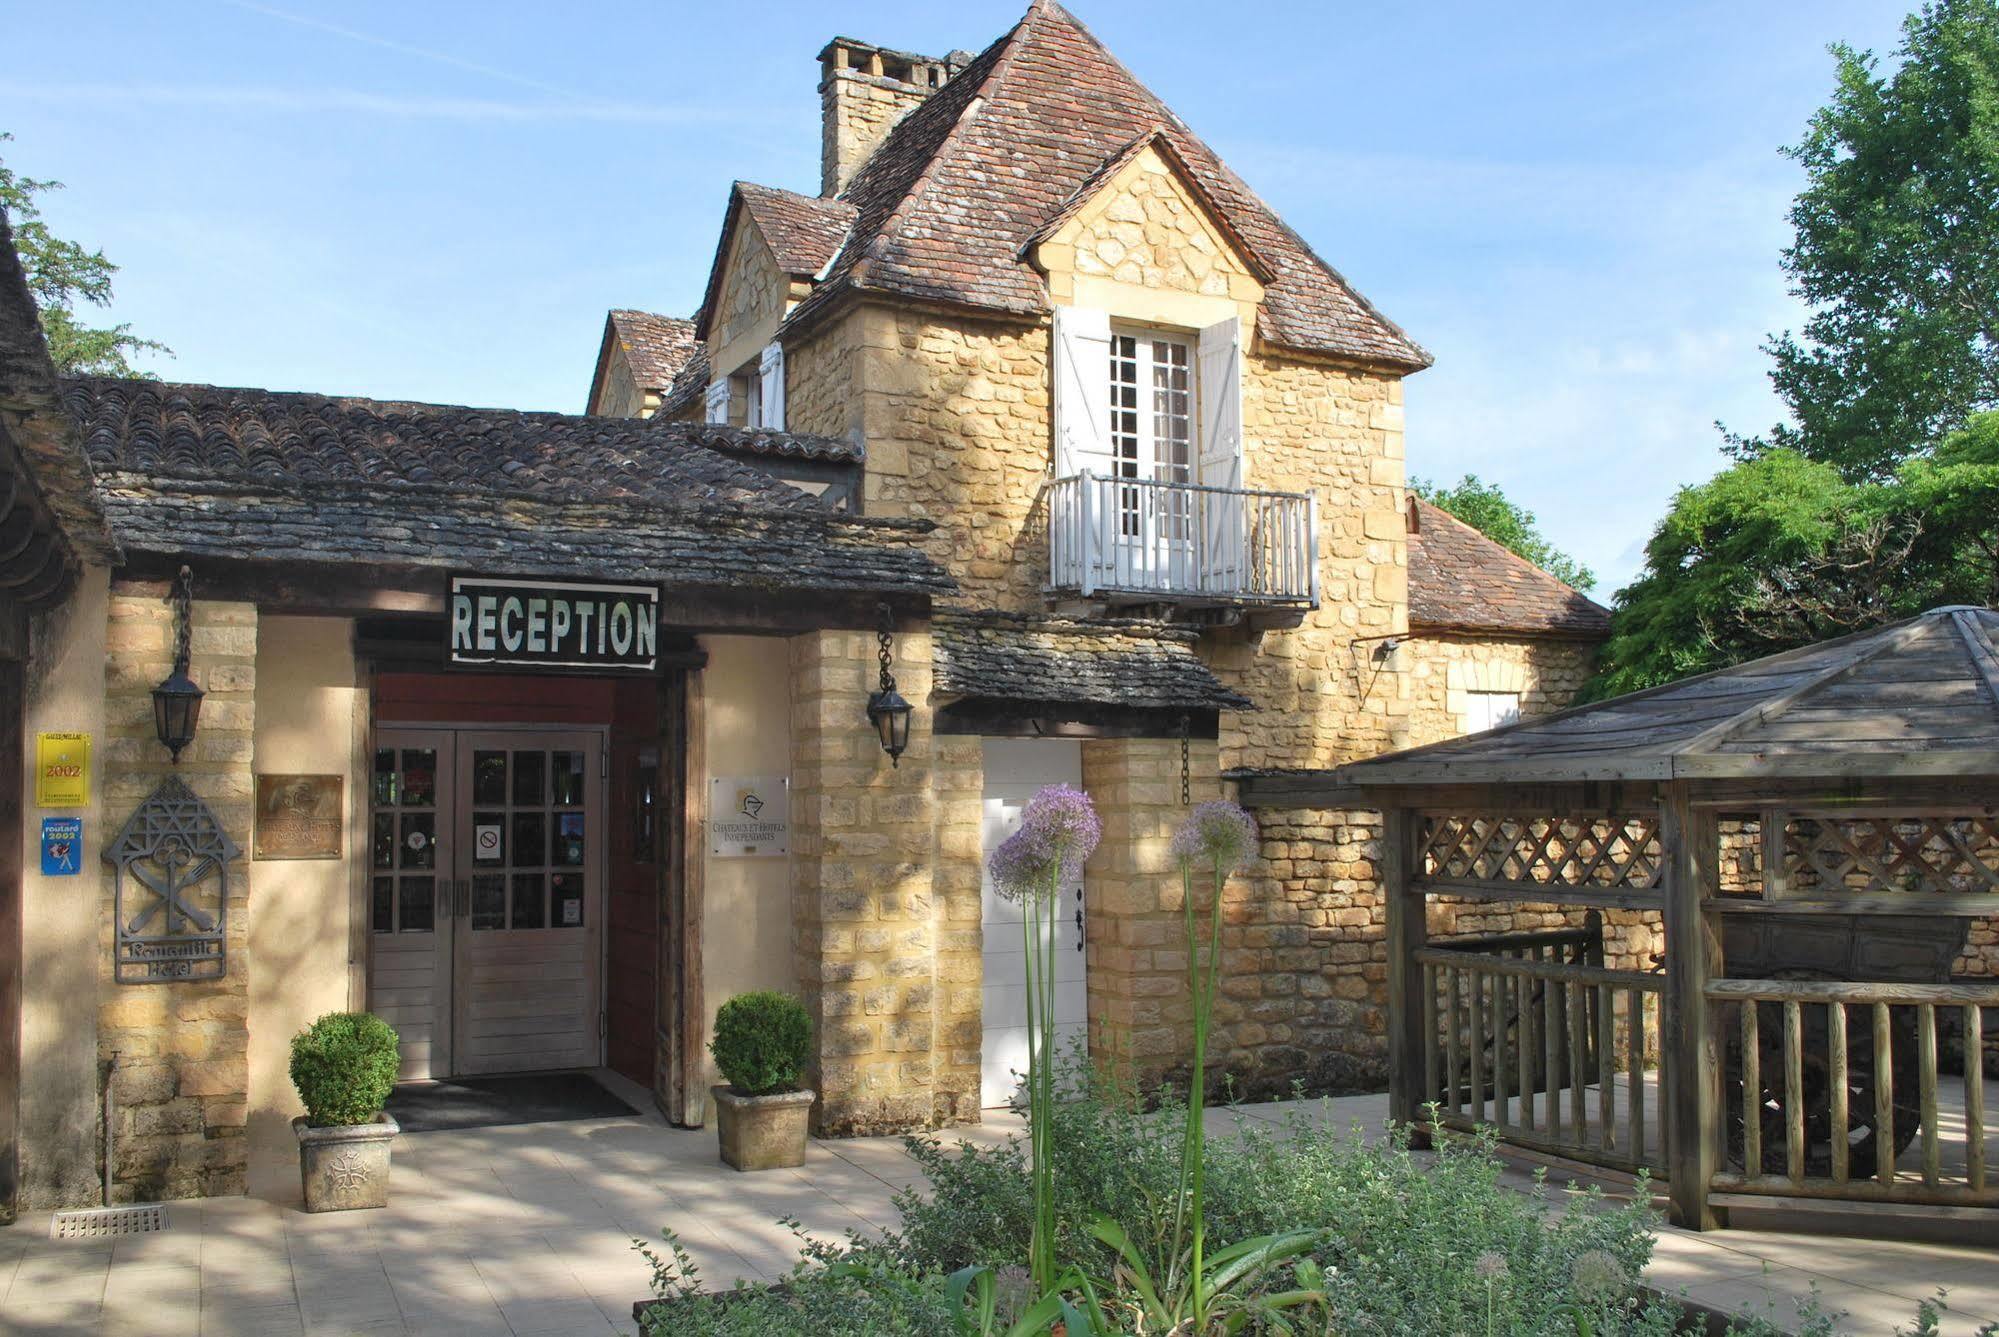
xmin=586 ymin=2 xmax=1609 ymax=1099
xmin=0 ymin=1 xmax=1609 ymax=1215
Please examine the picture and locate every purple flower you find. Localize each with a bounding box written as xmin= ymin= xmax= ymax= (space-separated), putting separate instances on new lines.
xmin=1171 ymin=800 xmax=1260 ymax=875
xmin=988 ymin=785 xmax=1101 ymax=903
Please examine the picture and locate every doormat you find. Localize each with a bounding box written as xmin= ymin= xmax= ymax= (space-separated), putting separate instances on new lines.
xmin=385 ymin=1072 xmax=639 ymax=1134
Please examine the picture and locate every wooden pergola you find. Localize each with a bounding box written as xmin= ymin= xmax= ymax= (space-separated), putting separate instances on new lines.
xmin=1237 ymin=607 xmax=1999 ymax=1229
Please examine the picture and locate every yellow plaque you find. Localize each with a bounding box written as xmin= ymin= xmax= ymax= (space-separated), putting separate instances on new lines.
xmin=35 ymin=732 xmax=90 ymax=808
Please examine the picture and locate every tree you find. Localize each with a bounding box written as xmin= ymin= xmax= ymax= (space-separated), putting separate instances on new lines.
xmin=1410 ymin=474 xmax=1596 ymax=591
xmin=1737 ymin=0 xmax=1999 ymax=480
xmin=0 ymin=132 xmax=168 ymax=376
xmin=1588 ymin=418 xmax=1999 ymax=698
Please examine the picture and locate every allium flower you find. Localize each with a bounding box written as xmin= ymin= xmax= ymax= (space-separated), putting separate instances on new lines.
xmin=1473 ymin=1250 xmax=1510 ymax=1283
xmin=988 ymin=784 xmax=1100 ymax=902
xmin=1569 ymin=1249 xmax=1629 ymax=1305
xmin=1171 ymin=799 xmax=1260 ymax=874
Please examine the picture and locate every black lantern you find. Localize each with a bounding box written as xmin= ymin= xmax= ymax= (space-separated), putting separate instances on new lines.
xmin=866 ymin=602 xmax=913 ymax=766
xmin=152 ymin=566 xmax=204 ymax=763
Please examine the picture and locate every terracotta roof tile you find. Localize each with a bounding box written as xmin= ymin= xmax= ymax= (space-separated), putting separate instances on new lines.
xmin=606 ymin=310 xmax=700 ymax=393
xmin=735 ymin=183 xmax=857 ymax=277
xmin=788 ymin=0 xmax=1428 ymax=369
xmin=1407 ymin=499 xmax=1609 ymax=639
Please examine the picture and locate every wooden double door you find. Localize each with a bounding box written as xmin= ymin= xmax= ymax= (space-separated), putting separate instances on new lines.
xmin=369 ymin=727 xmax=605 ymax=1080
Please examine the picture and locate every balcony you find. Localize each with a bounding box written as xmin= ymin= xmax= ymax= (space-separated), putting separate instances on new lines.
xmin=1046 ymin=473 xmax=1318 ymax=607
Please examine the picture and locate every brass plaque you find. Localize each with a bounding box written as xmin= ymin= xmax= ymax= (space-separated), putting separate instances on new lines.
xmin=254 ymin=774 xmax=344 ymax=860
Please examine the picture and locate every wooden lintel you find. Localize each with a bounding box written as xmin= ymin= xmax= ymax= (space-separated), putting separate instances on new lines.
xmin=116 ymin=552 xmax=931 ymax=631
xmin=935 ymin=699 xmax=1218 ymax=740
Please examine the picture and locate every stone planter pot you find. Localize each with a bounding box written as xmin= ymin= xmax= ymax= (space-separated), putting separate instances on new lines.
xmin=293 ymin=1112 xmax=399 ymax=1212
xmin=712 ymin=1086 xmax=813 ymax=1171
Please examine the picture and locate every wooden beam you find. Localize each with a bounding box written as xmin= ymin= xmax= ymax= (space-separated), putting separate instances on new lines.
xmin=0 ymin=662 xmax=19 ymax=1223
xmin=1662 ymin=787 xmax=1726 ymax=1230
xmin=1410 ymin=876 xmax=1664 ymax=913
xmin=935 ymin=699 xmax=1219 ymax=740
xmin=116 ymin=551 xmax=933 ymax=631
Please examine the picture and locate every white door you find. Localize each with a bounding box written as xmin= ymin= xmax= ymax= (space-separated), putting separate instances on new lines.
xmin=1107 ymin=329 xmax=1195 ymax=592
xmin=981 ymin=739 xmax=1089 ymax=1108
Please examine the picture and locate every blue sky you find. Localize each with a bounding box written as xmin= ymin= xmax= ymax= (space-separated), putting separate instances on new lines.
xmin=1 ymin=0 xmax=1911 ymax=595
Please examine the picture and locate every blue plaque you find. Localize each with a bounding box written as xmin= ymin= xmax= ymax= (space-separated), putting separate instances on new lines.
xmin=41 ymin=817 xmax=82 ymax=876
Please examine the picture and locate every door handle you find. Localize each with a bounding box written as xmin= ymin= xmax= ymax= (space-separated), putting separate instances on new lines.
xmin=453 ymin=879 xmax=470 ymax=918
xmin=1075 ymin=888 xmax=1084 ymax=951
xmin=436 ymin=882 xmax=451 ymax=920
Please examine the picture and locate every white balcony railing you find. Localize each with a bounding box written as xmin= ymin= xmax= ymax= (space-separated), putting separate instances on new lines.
xmin=1047 ymin=473 xmax=1318 ymax=605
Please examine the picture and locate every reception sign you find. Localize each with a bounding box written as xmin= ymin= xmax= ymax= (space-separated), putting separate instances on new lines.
xmin=447 ymin=574 xmax=661 ymax=674
xmin=35 ymin=732 xmax=90 ymax=807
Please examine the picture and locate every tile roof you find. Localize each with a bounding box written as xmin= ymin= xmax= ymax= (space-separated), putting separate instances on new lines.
xmin=1407 ymin=499 xmax=1610 ymax=639
xmin=64 ymin=378 xmax=860 ymax=502
xmin=934 ymin=610 xmax=1252 ymax=712
xmin=787 ymin=0 xmax=1429 ymax=370
xmin=693 ymin=184 xmax=858 ymax=345
xmin=66 ymin=377 xmax=929 ymax=595
xmin=0 ymin=213 xmax=115 ymax=573
xmin=736 ymin=183 xmax=857 ymax=277
xmin=605 ymin=310 xmax=700 ymax=393
xmin=1327 ymin=606 xmax=1999 ymax=785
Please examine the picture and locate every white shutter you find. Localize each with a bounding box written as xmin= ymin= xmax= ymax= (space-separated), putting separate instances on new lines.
xmin=1051 ymin=306 xmax=1113 ymax=477
xmin=703 ymin=379 xmax=730 ymax=425
xmin=1197 ymin=316 xmax=1245 ymax=589
xmin=758 ymin=341 xmax=785 ymax=431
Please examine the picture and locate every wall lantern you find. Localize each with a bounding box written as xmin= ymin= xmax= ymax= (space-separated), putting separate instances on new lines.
xmin=151 ymin=565 xmax=204 ymax=764
xmin=865 ymin=602 xmax=913 ymax=767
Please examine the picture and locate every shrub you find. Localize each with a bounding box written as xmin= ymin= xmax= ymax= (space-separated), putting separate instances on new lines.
xmin=288 ymin=1011 xmax=399 ymax=1128
xmin=710 ymin=991 xmax=811 ymax=1096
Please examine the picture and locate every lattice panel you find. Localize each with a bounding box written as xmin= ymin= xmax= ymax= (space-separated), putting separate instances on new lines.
xmin=1418 ymin=814 xmax=1663 ymax=889
xmin=1783 ymin=814 xmax=1999 ymax=896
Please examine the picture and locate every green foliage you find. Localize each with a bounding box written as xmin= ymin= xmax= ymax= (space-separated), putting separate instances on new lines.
xmin=1412 ymin=475 xmax=1596 ymax=591
xmin=1589 ymin=420 xmax=1999 ymax=697
xmin=709 ymin=991 xmax=811 ymax=1096
xmin=1737 ymin=0 xmax=1999 ymax=480
xmin=288 ymin=1012 xmax=399 ymax=1128
xmin=0 ymin=131 xmax=169 ymax=376
xmin=637 ymin=1229 xmax=962 ymax=1336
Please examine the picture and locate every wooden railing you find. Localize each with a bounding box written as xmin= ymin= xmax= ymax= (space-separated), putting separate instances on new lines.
xmin=1706 ymin=979 xmax=1997 ymax=1206
xmin=1045 ymin=473 xmax=1317 ymax=605
xmin=1418 ymin=937 xmax=1666 ymax=1174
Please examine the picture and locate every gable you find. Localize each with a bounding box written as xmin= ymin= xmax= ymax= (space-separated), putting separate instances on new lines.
xmin=1033 ymin=141 xmax=1263 ymax=329
xmin=708 ymin=221 xmax=793 ymax=380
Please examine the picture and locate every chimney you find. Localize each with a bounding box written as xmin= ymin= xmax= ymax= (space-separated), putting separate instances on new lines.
xmin=817 ymin=38 xmax=970 ymax=198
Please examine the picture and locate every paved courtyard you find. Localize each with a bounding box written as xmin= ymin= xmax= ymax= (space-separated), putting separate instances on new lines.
xmin=2 ymin=1077 xmax=1995 ymax=1335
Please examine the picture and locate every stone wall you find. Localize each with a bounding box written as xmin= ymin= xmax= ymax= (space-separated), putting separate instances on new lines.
xmin=710 ymin=222 xmax=789 ymax=385
xmin=98 ymin=585 xmax=257 ymax=1201
xmin=782 ymin=310 xmax=862 ymax=444
xmin=1406 ymin=634 xmax=1599 ymax=747
xmin=1206 ymin=359 xmax=1408 ymax=772
xmin=788 ymin=626 xmax=982 ymax=1134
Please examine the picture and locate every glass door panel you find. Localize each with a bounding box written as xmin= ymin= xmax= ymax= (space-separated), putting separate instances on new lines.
xmin=366 ymin=731 xmax=454 ymax=1080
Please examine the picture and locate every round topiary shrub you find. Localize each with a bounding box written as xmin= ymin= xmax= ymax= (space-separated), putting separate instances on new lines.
xmin=710 ymin=991 xmax=812 ymax=1096
xmin=289 ymin=1011 xmax=400 ymax=1127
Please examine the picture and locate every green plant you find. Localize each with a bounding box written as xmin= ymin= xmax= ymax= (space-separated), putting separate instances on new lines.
xmin=1166 ymin=799 xmax=1258 ymax=1330
xmin=710 ymin=991 xmax=812 ymax=1095
xmin=985 ymin=784 xmax=1101 ymax=1295
xmin=1087 ymin=1213 xmax=1326 ymax=1335
xmin=288 ymin=1011 xmax=399 ymax=1128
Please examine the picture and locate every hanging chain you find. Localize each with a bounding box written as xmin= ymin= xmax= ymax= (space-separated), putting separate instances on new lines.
xmin=1178 ymin=714 xmax=1191 ymax=806
xmin=876 ymin=601 xmax=896 ymax=693
xmin=172 ymin=565 xmax=194 ymax=674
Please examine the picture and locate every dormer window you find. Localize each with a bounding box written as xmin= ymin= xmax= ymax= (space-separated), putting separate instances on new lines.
xmin=704 ymin=340 xmax=786 ymax=430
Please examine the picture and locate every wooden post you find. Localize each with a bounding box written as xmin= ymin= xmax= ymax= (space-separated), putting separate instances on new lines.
xmin=1662 ymin=787 xmax=1725 ymax=1230
xmin=1384 ymin=807 xmax=1427 ymax=1133
xmin=0 ymin=658 xmax=22 ymax=1225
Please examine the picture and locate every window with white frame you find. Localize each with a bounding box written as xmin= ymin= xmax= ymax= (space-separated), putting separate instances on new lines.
xmin=1463 ymin=690 xmax=1521 ymax=734
xmin=1109 ymin=329 xmax=1192 ymax=538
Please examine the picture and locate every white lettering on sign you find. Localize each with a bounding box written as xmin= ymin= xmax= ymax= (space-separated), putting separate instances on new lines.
xmin=446 ymin=576 xmax=664 ymax=673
